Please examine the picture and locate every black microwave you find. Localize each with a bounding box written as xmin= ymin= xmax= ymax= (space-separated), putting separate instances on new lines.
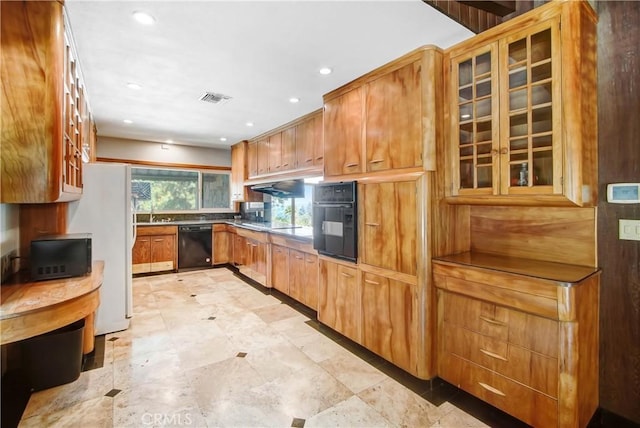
xmin=30 ymin=233 xmax=92 ymax=281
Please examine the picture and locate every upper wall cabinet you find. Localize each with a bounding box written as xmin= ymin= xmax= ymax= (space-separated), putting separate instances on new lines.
xmin=323 ymin=46 xmax=443 ymax=179
xmin=1 ymin=1 xmax=93 ymax=203
xmin=246 ymin=109 xmax=323 ymax=181
xmin=445 ymin=0 xmax=597 ymax=207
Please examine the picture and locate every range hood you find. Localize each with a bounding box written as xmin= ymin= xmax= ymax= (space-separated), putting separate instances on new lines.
xmin=250 ymin=179 xmax=304 ymax=198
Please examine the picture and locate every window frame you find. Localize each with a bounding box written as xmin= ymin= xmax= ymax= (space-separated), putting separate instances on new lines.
xmin=132 ymin=166 xmax=234 ymax=214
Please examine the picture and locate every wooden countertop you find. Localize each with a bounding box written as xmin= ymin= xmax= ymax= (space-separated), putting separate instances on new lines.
xmin=433 ymin=252 xmax=599 ymax=285
xmin=0 ymin=261 xmax=103 ymax=350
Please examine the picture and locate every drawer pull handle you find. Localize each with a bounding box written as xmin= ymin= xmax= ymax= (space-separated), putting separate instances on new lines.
xmin=364 ymin=279 xmax=380 ymax=285
xmin=341 ymin=272 xmax=353 ymax=278
xmin=365 ymin=222 xmax=380 ymax=227
xmin=479 ymin=316 xmax=506 ymax=326
xmin=345 ymin=162 xmax=359 ymax=168
xmin=369 ymin=158 xmax=385 ymax=164
xmin=315 ymin=156 xmax=324 ymax=160
xmin=295 ymin=256 xmax=303 ymax=260
xmin=479 ymin=348 xmax=508 ymax=361
xmin=305 ymin=158 xmax=313 ymax=162
xmin=478 ymin=382 xmax=505 ymax=397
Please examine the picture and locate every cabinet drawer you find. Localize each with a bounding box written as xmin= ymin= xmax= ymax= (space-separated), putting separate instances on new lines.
xmin=136 ymin=225 xmax=177 ymax=236
xmin=442 ymin=292 xmax=558 ymax=357
xmin=440 ymin=353 xmax=557 ymax=428
xmin=443 ymin=322 xmax=557 ymax=397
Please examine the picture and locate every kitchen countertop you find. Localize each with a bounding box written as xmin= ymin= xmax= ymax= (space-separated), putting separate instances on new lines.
xmin=136 ymin=220 xmax=313 ymax=241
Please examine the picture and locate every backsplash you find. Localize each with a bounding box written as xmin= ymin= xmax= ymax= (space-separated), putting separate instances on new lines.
xmin=135 ymin=212 xmax=238 ymax=223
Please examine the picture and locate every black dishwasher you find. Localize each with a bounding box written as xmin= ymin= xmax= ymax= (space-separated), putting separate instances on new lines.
xmin=178 ymin=225 xmax=212 ymax=270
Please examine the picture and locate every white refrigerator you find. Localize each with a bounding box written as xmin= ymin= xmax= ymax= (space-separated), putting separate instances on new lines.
xmin=67 ymin=162 xmax=133 ymax=335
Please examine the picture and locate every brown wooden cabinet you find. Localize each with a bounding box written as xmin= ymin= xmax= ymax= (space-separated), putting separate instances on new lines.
xmin=433 ymin=252 xmax=600 ymax=428
xmin=269 ymin=235 xmax=319 ymax=310
xmin=361 ymin=271 xmax=417 ymax=374
xmin=281 ymin=127 xmax=296 ymax=171
xmin=235 ymin=227 xmax=269 ymax=286
xmin=360 ymin=180 xmax=417 ymax=276
xmin=231 ymin=142 xmax=246 ymax=202
xmin=1 ymin=1 xmax=92 ymax=203
xmin=296 ymin=112 xmax=323 ymax=169
xmin=318 ymin=258 xmax=360 ymax=343
xmin=213 ymin=224 xmax=231 ymax=265
xmin=257 ymin=138 xmax=270 ymax=176
xmin=323 ymin=87 xmax=364 ymax=177
xmin=445 ymin=1 xmax=597 ymax=206
xmin=322 ymin=46 xmax=442 ymax=179
xmin=247 ymin=142 xmax=258 ymax=179
xmin=271 ymin=244 xmax=290 ymax=294
xmin=268 ymin=132 xmax=282 ymax=173
xmin=365 ymin=61 xmax=423 ymax=172
xmin=132 ymin=226 xmax=177 ymax=274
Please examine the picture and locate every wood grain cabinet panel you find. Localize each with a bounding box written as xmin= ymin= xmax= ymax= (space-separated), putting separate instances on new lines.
xmin=360 ymin=180 xmax=417 ymax=275
xmin=361 ymin=272 xmax=417 ymax=373
xmin=247 ymin=142 xmax=258 ymax=178
xmin=132 ymin=237 xmax=152 ymax=274
xmin=303 ymin=253 xmax=319 ymax=310
xmin=445 ymin=1 xmax=597 ymax=206
xmin=132 ymin=226 xmax=177 ymax=273
xmin=323 ymin=87 xmax=364 ymax=176
xmin=288 ymin=250 xmax=306 ymax=303
xmin=213 ymin=225 xmax=231 ymax=265
xmin=322 ymin=46 xmax=442 ymax=178
xmin=281 ymin=127 xmax=296 ymax=171
xmin=318 ymin=259 xmax=360 ymax=343
xmin=233 ymin=234 xmax=247 ymax=267
xmin=434 ymin=254 xmax=600 ymax=428
xmin=296 ymin=112 xmax=323 ymax=169
xmin=366 ymin=61 xmax=423 ymax=172
xmin=257 ymin=138 xmax=269 ymax=176
xmin=268 ymin=132 xmax=282 ymax=173
xmin=271 ymin=245 xmax=289 ymax=294
xmin=1 ymin=1 xmax=91 ymax=203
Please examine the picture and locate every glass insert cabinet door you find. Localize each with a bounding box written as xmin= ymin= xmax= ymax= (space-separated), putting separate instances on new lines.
xmin=499 ymin=19 xmax=561 ymax=196
xmin=451 ymin=44 xmax=499 ymax=195
xmin=450 ymin=18 xmax=561 ymax=198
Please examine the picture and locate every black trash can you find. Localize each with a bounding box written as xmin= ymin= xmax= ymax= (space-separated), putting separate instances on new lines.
xmin=21 ymin=319 xmax=85 ymax=391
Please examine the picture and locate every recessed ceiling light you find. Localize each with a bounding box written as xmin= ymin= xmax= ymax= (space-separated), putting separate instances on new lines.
xmin=220 ymin=137 xmax=227 ymax=142
xmin=165 ymin=139 xmax=173 ymax=144
xmin=127 ymin=82 xmax=142 ymax=90
xmin=246 ymin=122 xmax=254 ymax=127
xmin=123 ymin=119 xmax=133 ymax=124
xmin=289 ymin=97 xmax=300 ymax=103
xmin=132 ymin=11 xmax=155 ymax=25
xmin=319 ymin=67 xmax=332 ymax=75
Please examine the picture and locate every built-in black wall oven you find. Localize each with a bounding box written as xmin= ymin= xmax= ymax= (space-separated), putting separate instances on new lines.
xmin=312 ymin=181 xmax=357 ymax=262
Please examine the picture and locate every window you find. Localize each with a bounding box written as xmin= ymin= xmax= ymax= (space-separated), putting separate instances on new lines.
xmin=271 ymin=184 xmax=314 ymax=226
xmin=132 ymin=167 xmax=232 ymax=212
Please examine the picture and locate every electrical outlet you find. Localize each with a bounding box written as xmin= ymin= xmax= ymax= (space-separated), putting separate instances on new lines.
xmin=619 ymin=219 xmax=640 ymax=241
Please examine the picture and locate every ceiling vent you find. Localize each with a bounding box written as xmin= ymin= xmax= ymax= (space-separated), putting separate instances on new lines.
xmin=199 ymin=92 xmax=232 ymax=105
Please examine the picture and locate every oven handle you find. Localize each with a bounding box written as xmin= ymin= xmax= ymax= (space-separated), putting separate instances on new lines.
xmin=313 ymin=203 xmax=354 ymax=208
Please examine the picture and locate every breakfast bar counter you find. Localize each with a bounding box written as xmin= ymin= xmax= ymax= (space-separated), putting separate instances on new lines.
xmin=0 ymin=261 xmax=103 ymax=354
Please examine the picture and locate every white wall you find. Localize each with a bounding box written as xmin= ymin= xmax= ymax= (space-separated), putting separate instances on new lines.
xmin=1 ymin=203 xmax=20 ymax=279
xmin=97 ymin=136 xmax=231 ymax=167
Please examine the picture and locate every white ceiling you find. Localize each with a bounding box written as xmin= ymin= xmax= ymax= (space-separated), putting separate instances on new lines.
xmin=65 ymin=0 xmax=473 ymax=150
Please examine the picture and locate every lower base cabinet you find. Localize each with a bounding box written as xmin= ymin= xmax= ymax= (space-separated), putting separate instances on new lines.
xmin=132 ymin=226 xmax=177 ymax=274
xmin=433 ymin=253 xmax=600 ymax=428
xmin=318 ymin=258 xmax=360 ymax=343
xmin=234 ymin=228 xmax=269 ymax=286
xmin=361 ymin=271 xmax=417 ymax=374
xmin=212 ymin=224 xmax=231 ymax=265
xmin=270 ymin=238 xmax=319 ymax=310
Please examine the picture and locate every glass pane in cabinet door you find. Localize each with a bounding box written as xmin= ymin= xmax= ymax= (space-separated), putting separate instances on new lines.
xmin=531 ymin=29 xmax=552 ymax=63
xmin=477 ymin=164 xmax=493 ymax=188
xmin=459 ymin=159 xmax=474 ymax=189
xmin=533 ymin=150 xmax=553 ymax=185
xmin=459 ymin=59 xmax=472 ymax=87
xmin=475 ymin=52 xmax=491 ymax=76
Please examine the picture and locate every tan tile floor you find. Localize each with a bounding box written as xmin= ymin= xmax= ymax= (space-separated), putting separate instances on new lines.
xmin=19 ymin=268 xmax=490 ymax=427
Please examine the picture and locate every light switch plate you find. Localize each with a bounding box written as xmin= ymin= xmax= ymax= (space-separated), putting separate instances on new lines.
xmin=619 ymin=219 xmax=640 ymax=241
